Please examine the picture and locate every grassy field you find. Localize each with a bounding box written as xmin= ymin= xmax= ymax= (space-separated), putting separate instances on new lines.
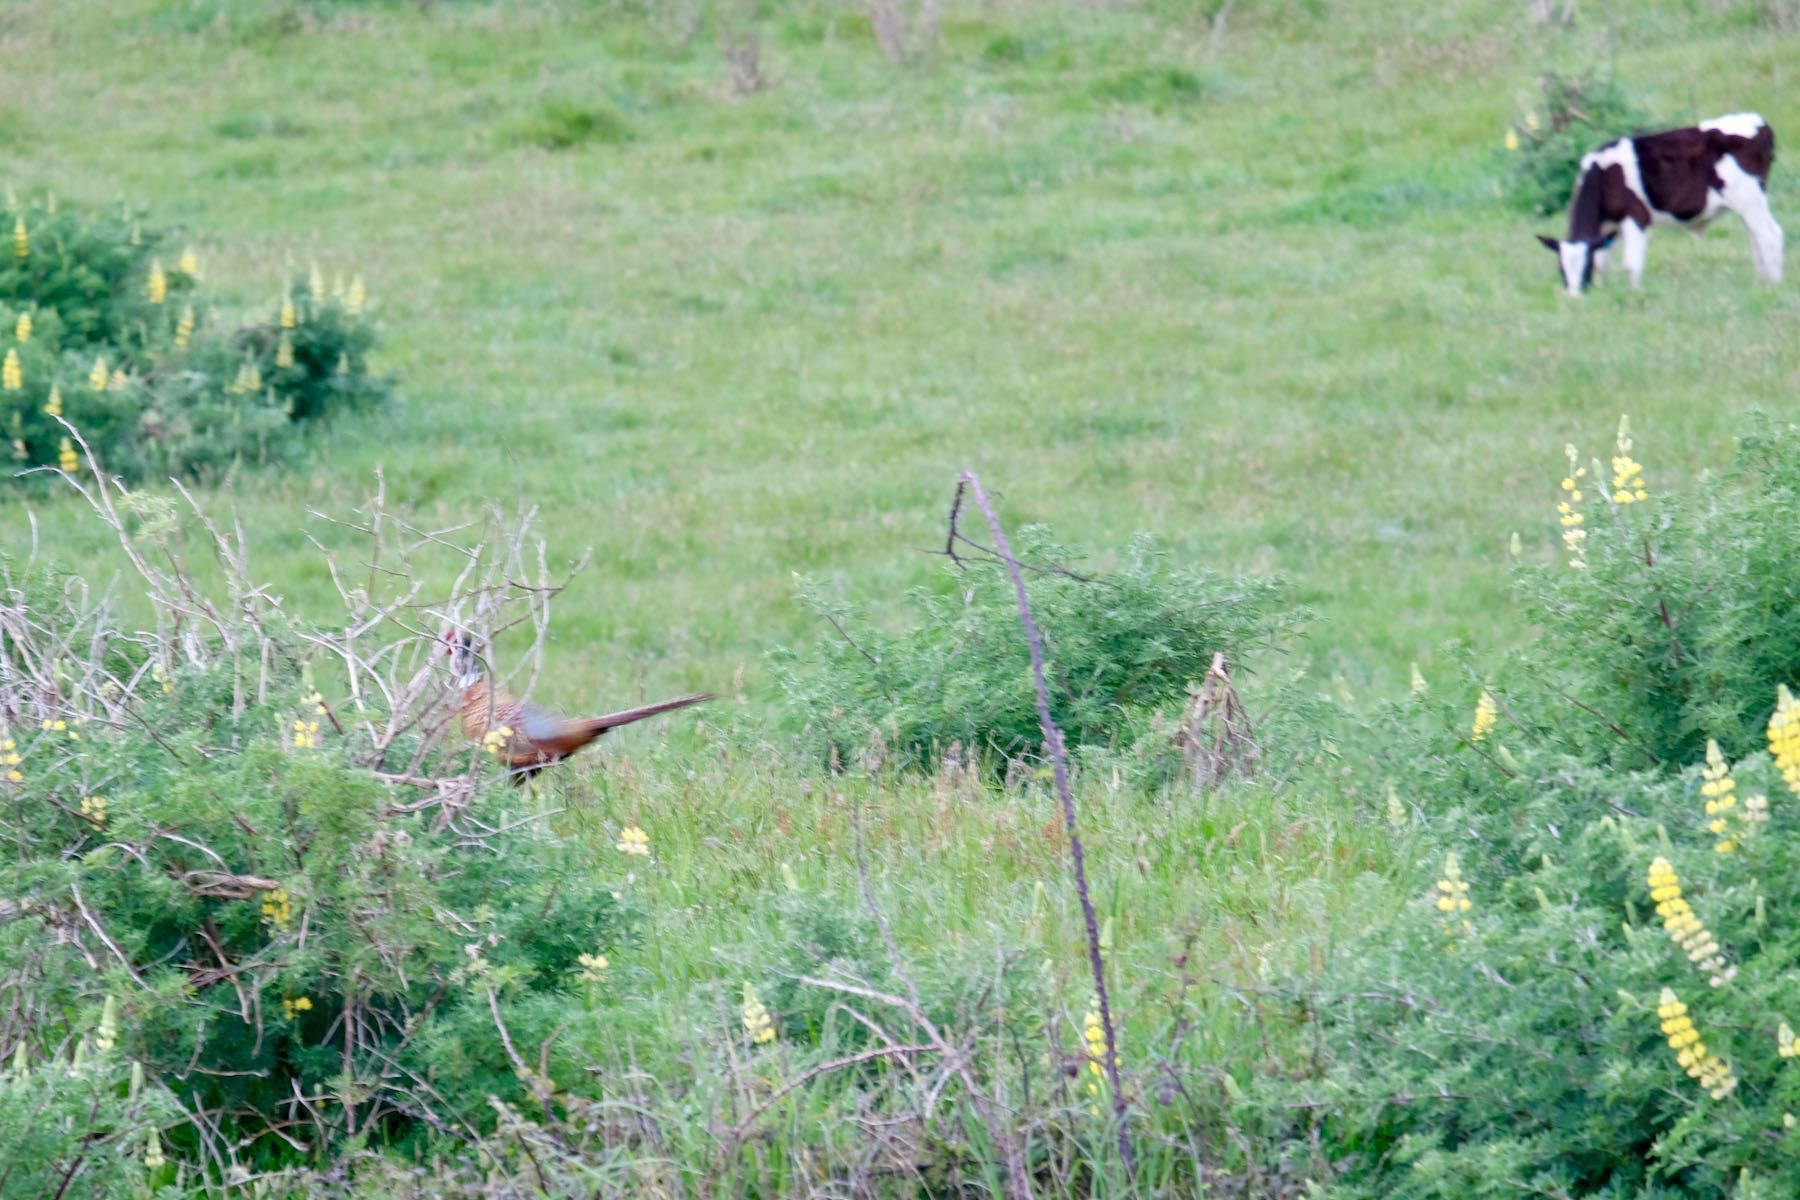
xmin=4 ymin=0 xmax=1800 ymax=1192
xmin=4 ymin=0 xmax=1797 ymax=709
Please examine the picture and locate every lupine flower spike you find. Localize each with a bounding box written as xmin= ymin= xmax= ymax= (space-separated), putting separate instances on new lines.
xmin=1648 ymin=857 xmax=1735 ymax=986
xmin=2 ymin=349 xmax=20 ymax=391
xmin=14 ymin=311 xmax=30 ymax=342
xmin=1767 ymin=685 xmax=1800 ymax=798
xmin=57 ymin=438 xmax=79 ymax=473
xmin=1 ymin=736 xmax=21 ymax=783
xmin=1779 ymin=1021 xmax=1799 ymax=1060
xmin=1471 ymin=690 xmax=1497 ymax=742
xmin=1435 ymin=852 xmax=1473 ymax=936
xmin=279 ymin=297 xmax=297 ymax=329
xmin=177 ymin=247 xmax=200 ymax=278
xmin=742 ymin=982 xmax=775 ymax=1044
xmin=43 ymin=386 xmax=60 ymax=417
xmin=1611 ymin=414 xmax=1649 ymax=504
xmin=175 ymin=306 xmax=194 ymax=348
xmin=1657 ymin=987 xmax=1737 ymax=1098
xmin=145 ymin=260 xmax=167 ymax=304
xmin=1558 ymin=443 xmax=1588 ymax=568
xmin=88 ymin=356 xmax=108 ymax=391
xmin=616 ymin=825 xmax=650 ymax=856
xmin=12 ymin=216 xmax=25 ymax=259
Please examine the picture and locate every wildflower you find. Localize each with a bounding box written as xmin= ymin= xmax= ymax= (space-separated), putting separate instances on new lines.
xmin=1385 ymin=782 xmax=1407 ymax=828
xmin=151 ymin=662 xmax=173 ymax=694
xmin=1435 ymin=852 xmax=1472 ymax=914
xmin=480 ymin=725 xmax=514 ymax=756
xmin=1 ymin=349 xmax=19 ymax=391
xmin=1471 ymin=690 xmax=1497 ymax=742
xmin=11 ymin=216 xmax=25 ymax=258
xmin=309 ymin=261 xmax=326 ymax=302
xmin=145 ymin=260 xmax=167 ymax=305
xmin=260 ymin=887 xmax=293 ymax=931
xmin=281 ymin=996 xmax=313 ymax=1020
xmin=79 ymin=794 xmax=108 ymax=829
xmin=345 ymin=274 xmax=366 ymax=315
xmin=43 ymin=386 xmax=60 ymax=417
xmin=231 ymin=358 xmax=261 ymax=395
xmin=9 ymin=439 xmax=23 ymax=461
xmin=174 ymin=305 xmax=194 ymax=348
xmin=1657 ymin=987 xmax=1737 ymax=1098
xmin=292 ymin=719 xmax=319 ymax=750
xmin=177 ymin=246 xmax=199 ymax=277
xmin=1410 ymin=662 xmax=1427 ymax=695
xmin=1525 ymin=109 xmax=1541 ymax=132
xmin=1611 ymin=414 xmax=1649 ymax=503
xmin=1648 ymin=857 xmax=1735 ymax=986
xmin=1082 ymin=1002 xmax=1118 ymax=1105
xmin=108 ymin=367 xmax=127 ymax=391
xmin=303 ymin=691 xmax=327 ymax=716
xmin=88 ymin=355 xmax=108 ymax=391
xmin=145 ymin=1130 xmax=165 ymax=1169
xmin=275 ymin=331 xmax=294 ymax=369
xmin=94 ymin=996 xmax=117 ymax=1052
xmin=56 ymin=439 xmax=77 ymax=472
xmin=1768 ymin=685 xmax=1800 ymax=798
xmin=616 ymin=825 xmax=650 ymax=856
xmin=577 ymin=952 xmax=608 ymax=983
xmin=1780 ymin=1020 xmax=1799 ymax=1059
xmin=742 ymin=982 xmax=775 ymax=1045
xmin=279 ymin=297 xmax=297 ymax=329
xmin=2 ymin=736 xmax=20 ymax=783
xmin=1504 ymin=128 xmax=1520 ymax=152
xmin=14 ymin=311 xmax=30 ymax=342
xmin=1558 ymin=444 xmax=1588 ymax=568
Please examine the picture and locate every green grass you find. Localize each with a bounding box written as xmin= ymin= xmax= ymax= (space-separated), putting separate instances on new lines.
xmin=3 ymin=0 xmax=1799 ymax=1189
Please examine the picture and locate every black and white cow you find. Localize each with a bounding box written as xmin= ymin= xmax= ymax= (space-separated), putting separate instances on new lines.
xmin=1537 ymin=113 xmax=1782 ymax=295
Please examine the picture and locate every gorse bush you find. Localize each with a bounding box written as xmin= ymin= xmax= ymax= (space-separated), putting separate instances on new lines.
xmin=0 ymin=192 xmax=389 ymax=486
xmin=772 ymin=527 xmax=1299 ymax=772
xmin=1505 ymin=70 xmax=1659 ymax=216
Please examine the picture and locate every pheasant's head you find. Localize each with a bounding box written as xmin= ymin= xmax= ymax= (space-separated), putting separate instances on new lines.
xmin=440 ymin=629 xmax=484 ymax=687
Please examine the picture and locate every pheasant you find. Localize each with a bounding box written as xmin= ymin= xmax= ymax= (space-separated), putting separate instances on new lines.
xmin=444 ymin=631 xmax=713 ymax=779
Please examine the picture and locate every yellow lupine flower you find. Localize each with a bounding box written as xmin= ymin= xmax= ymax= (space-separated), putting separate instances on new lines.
xmin=1768 ymin=685 xmax=1800 ymax=798
xmin=1558 ymin=444 xmax=1588 ymax=568
xmin=2 ymin=736 xmax=21 ymax=783
xmin=1524 ymin=109 xmax=1541 ymax=132
xmin=742 ymin=982 xmax=775 ymax=1045
xmin=616 ymin=825 xmax=650 ymax=856
xmin=1471 ymin=690 xmax=1497 ymax=742
xmin=88 ymin=356 xmax=108 ymax=391
xmin=231 ymin=358 xmax=261 ymax=395
xmin=12 ymin=216 xmax=25 ymax=259
xmin=57 ymin=438 xmax=78 ymax=473
xmin=1 ymin=349 xmax=20 ymax=391
xmin=275 ymin=332 xmax=294 ymax=369
xmin=345 ymin=275 xmax=366 ymax=315
xmin=279 ymin=297 xmax=297 ymax=329
xmin=1779 ymin=1020 xmax=1799 ymax=1059
xmin=145 ymin=1131 xmax=165 ymax=1169
xmin=177 ymin=246 xmax=199 ymax=278
xmin=42 ymin=385 xmax=59 ymax=417
xmin=577 ymin=952 xmax=608 ymax=983
xmin=1435 ymin=852 xmax=1472 ymax=914
xmin=281 ymin=996 xmax=313 ymax=1019
xmin=79 ymin=794 xmax=108 ymax=829
xmin=1657 ymin=987 xmax=1737 ymax=1098
xmin=1648 ymin=857 xmax=1735 ymax=986
xmin=260 ymin=887 xmax=293 ymax=931
xmin=1611 ymin=414 xmax=1649 ymax=503
xmin=145 ymin=260 xmax=167 ymax=305
xmin=292 ymin=719 xmax=320 ymax=749
xmin=309 ymin=261 xmax=326 ymax=303
xmin=14 ymin=312 xmax=30 ymax=342
xmin=1409 ymin=662 xmax=1427 ymax=695
xmin=107 ymin=367 xmax=127 ymax=392
xmin=93 ymin=995 xmax=117 ymax=1052
xmin=174 ymin=306 xmax=194 ymax=349
xmin=1504 ymin=128 xmax=1520 ymax=152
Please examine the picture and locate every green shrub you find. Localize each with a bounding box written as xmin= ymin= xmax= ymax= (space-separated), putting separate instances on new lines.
xmin=1256 ymin=415 xmax=1800 ymax=1196
xmin=1506 ymin=71 xmax=1659 ymax=217
xmin=0 ymin=193 xmax=390 ymax=486
xmin=771 ymin=527 xmax=1299 ymax=772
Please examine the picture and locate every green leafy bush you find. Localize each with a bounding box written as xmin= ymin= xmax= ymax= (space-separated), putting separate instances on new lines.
xmin=771 ymin=527 xmax=1299 ymax=772
xmin=1253 ymin=415 xmax=1800 ymax=1196
xmin=0 ymin=193 xmax=389 ymax=486
xmin=1506 ymin=71 xmax=1659 ymax=216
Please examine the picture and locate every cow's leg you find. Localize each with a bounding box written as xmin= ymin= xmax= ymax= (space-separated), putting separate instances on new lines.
xmin=1593 ymin=245 xmax=1612 ymax=278
xmin=1619 ymin=219 xmax=1650 ymax=287
xmin=1720 ymin=163 xmax=1784 ymax=283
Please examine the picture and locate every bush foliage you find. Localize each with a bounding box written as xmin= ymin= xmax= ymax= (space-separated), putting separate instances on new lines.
xmin=773 ymin=527 xmax=1299 ymax=771
xmin=0 ymin=193 xmax=388 ymax=486
xmin=1506 ymin=71 xmax=1659 ymax=217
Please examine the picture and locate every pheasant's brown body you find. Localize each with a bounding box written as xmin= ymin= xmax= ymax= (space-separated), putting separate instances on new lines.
xmin=454 ymin=665 xmax=712 ymax=779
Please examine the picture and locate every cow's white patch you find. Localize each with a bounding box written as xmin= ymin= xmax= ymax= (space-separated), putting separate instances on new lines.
xmin=1700 ymin=112 xmax=1765 ymax=139
xmin=1716 ymin=154 xmax=1785 ymax=281
xmin=1556 ymin=240 xmax=1589 ymax=296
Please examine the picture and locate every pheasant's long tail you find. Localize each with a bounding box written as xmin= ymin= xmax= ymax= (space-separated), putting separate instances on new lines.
xmin=580 ymin=692 xmax=716 ymax=737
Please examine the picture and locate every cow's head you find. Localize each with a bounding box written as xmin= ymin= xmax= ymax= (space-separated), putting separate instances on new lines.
xmin=1537 ymin=234 xmax=1615 ymax=296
